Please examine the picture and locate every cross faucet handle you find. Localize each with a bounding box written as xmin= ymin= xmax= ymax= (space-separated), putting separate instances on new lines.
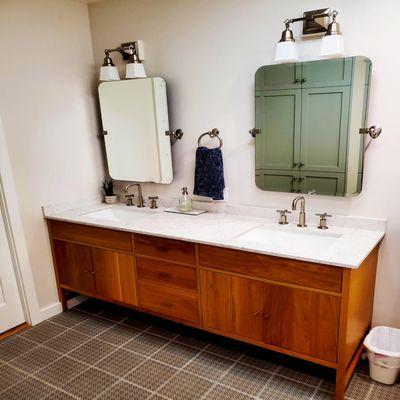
xmin=148 ymin=196 xmax=159 ymax=209
xmin=315 ymin=213 xmax=332 ymax=229
xmin=125 ymin=194 xmax=134 ymax=207
xmin=276 ymin=209 xmax=291 ymax=225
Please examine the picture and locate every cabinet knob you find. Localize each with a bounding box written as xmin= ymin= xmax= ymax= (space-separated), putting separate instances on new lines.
xmin=301 ymin=78 xmax=307 ymax=83
xmin=264 ymin=313 xmax=270 ymax=320
xmin=293 ymin=162 xmax=299 ymax=167
xmin=299 ymin=162 xmax=304 ymax=167
xmin=254 ymin=311 xmax=260 ymax=317
xmin=292 ymin=176 xmax=297 ymax=181
xmin=294 ymin=79 xmax=301 ymax=84
xmin=298 ymin=177 xmax=304 ymax=182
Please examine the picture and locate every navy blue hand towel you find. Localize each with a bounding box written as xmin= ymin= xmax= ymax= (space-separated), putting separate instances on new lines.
xmin=193 ymin=146 xmax=225 ymax=200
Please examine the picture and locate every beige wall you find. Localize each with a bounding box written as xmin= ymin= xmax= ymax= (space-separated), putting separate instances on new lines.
xmin=88 ymin=0 xmax=400 ymax=327
xmin=0 ymin=0 xmax=103 ymax=311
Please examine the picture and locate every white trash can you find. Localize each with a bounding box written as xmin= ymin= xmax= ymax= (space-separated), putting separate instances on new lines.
xmin=364 ymin=326 xmax=400 ymax=385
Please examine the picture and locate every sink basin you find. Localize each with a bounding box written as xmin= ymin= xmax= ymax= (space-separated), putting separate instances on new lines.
xmin=82 ymin=207 xmax=155 ymax=222
xmin=235 ymin=226 xmax=342 ymax=250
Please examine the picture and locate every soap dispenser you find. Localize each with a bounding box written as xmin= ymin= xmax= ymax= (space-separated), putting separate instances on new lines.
xmin=179 ymin=187 xmax=192 ymax=212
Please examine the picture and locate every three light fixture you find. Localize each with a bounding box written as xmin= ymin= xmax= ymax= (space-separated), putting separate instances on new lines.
xmin=274 ymin=9 xmax=345 ymax=63
xmin=100 ymin=41 xmax=147 ymax=81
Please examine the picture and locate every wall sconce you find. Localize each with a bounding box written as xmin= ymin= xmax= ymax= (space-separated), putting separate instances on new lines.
xmin=274 ymin=9 xmax=345 ymax=63
xmin=99 ymin=41 xmax=146 ymax=82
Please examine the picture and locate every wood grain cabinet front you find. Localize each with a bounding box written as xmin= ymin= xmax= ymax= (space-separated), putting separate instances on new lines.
xmin=48 ymin=222 xmax=379 ymax=400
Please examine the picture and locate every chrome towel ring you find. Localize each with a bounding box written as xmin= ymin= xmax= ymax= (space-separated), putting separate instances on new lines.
xmin=197 ymin=128 xmax=223 ymax=149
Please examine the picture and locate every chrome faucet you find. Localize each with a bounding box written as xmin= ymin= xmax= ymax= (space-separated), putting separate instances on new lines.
xmin=292 ymin=196 xmax=307 ymax=227
xmin=124 ymin=183 xmax=145 ymax=207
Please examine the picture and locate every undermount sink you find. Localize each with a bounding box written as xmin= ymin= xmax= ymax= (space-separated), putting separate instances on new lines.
xmin=235 ymin=226 xmax=342 ymax=250
xmin=82 ymin=207 xmax=155 ymax=222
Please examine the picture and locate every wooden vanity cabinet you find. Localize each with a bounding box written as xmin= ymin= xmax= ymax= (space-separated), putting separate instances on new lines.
xmin=47 ymin=220 xmax=379 ymax=400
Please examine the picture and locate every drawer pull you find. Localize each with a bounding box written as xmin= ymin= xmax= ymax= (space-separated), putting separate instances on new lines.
xmin=264 ymin=313 xmax=270 ymax=320
xmin=160 ymin=301 xmax=173 ymax=308
xmin=159 ymin=272 xmax=172 ymax=279
xmin=254 ymin=311 xmax=260 ymax=316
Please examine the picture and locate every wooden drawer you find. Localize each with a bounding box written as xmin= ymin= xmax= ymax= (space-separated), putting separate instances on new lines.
xmin=50 ymin=220 xmax=132 ymax=252
xmin=199 ymin=245 xmax=342 ymax=293
xmin=134 ymin=234 xmax=196 ymax=265
xmin=139 ymin=281 xmax=198 ymax=323
xmin=137 ymin=257 xmax=197 ymax=292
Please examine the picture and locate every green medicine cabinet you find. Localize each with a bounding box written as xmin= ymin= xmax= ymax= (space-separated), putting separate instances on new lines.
xmin=254 ymin=56 xmax=371 ymax=197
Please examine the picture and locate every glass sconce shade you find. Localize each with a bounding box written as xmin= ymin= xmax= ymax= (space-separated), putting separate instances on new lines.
xmin=125 ymin=62 xmax=147 ymax=79
xmin=320 ymin=34 xmax=345 ymax=58
xmin=274 ymin=41 xmax=299 ymax=63
xmin=99 ymin=65 xmax=120 ymax=81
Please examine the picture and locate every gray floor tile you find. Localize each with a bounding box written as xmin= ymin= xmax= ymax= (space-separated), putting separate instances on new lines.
xmin=125 ymin=359 xmax=177 ymax=390
xmin=204 ymin=384 xmax=255 ymax=400
xmin=34 ymin=356 xmax=88 ymax=387
xmin=260 ymin=375 xmax=316 ymax=400
xmin=0 ymin=336 xmax=37 ymax=361
xmin=43 ymin=389 xmax=77 ymax=399
xmin=69 ymin=338 xmax=117 ymax=365
xmin=368 ymin=382 xmax=400 ymax=400
xmin=158 ymin=370 xmax=213 ymax=400
xmin=73 ymin=315 xmax=115 ymax=336
xmin=345 ymin=373 xmax=374 ymax=400
xmin=313 ymin=390 xmax=332 ymax=400
xmin=206 ymin=337 xmax=245 ymax=360
xmin=123 ymin=332 xmax=169 ymax=356
xmin=50 ymin=309 xmax=90 ymax=327
xmin=152 ymin=341 xmax=200 ymax=368
xmin=277 ymin=360 xmax=322 ymax=387
xmin=95 ymin=348 xmax=146 ymax=377
xmin=98 ymin=381 xmax=152 ymax=399
xmin=240 ymin=348 xmax=281 ymax=372
xmin=44 ymin=329 xmax=90 ymax=354
xmin=1 ymin=376 xmax=56 ymax=400
xmin=10 ymin=346 xmax=60 ymax=373
xmin=62 ymin=367 xmax=117 ymax=400
xmin=184 ymin=351 xmax=235 ymax=380
xmin=219 ymin=362 xmax=273 ymax=396
xmin=97 ymin=324 xmax=141 ymax=346
xmin=0 ymin=363 xmax=28 ymax=391
xmin=20 ymin=321 xmax=66 ymax=344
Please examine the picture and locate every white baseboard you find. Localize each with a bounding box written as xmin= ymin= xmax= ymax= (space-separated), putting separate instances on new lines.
xmin=37 ymin=295 xmax=90 ymax=325
xmin=39 ymin=302 xmax=63 ymax=321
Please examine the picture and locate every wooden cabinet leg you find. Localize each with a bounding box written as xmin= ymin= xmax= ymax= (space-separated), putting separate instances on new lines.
xmin=334 ymin=372 xmax=345 ymax=400
xmin=60 ymin=288 xmax=68 ymax=311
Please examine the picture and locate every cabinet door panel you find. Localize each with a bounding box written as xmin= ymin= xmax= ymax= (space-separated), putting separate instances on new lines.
xmin=299 ymin=172 xmax=345 ymax=197
xmin=302 ymin=58 xmax=353 ymax=88
xmin=300 ymin=87 xmax=350 ymax=173
xmin=256 ymin=169 xmax=299 ymax=193
xmin=263 ymin=283 xmax=340 ymax=362
xmin=256 ymin=63 xmax=302 ymax=90
xmin=256 ymin=89 xmax=301 ymax=170
xmin=200 ymin=270 xmax=264 ymax=341
xmin=91 ymin=248 xmax=137 ymax=306
xmin=53 ymin=240 xmax=95 ymax=294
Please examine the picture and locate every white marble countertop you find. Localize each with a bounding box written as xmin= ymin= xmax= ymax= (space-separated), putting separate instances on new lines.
xmin=43 ymin=200 xmax=386 ymax=269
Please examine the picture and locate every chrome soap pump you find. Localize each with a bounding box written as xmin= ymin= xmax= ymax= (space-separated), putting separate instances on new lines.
xmin=179 ymin=187 xmax=192 ymax=212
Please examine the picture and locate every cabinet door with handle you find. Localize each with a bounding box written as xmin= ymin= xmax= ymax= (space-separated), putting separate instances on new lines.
xmin=256 ymin=63 xmax=302 ymax=90
xmin=91 ymin=248 xmax=137 ymax=306
xmin=53 ymin=240 xmax=96 ymax=295
xmin=263 ymin=283 xmax=340 ymax=362
xmin=256 ymin=169 xmax=300 ymax=193
xmin=255 ymin=89 xmax=301 ymax=171
xmin=200 ymin=270 xmax=264 ymax=341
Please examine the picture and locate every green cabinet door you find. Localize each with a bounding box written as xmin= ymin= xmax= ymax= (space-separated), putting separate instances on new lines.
xmin=256 ymin=63 xmax=302 ymax=90
xmin=255 ymin=89 xmax=301 ymax=170
xmin=298 ymin=172 xmax=345 ymax=197
xmin=302 ymin=58 xmax=353 ymax=88
xmin=256 ymin=169 xmax=299 ymax=193
xmin=300 ymin=86 xmax=350 ymax=173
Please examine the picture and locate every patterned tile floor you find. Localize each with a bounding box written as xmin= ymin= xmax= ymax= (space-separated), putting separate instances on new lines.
xmin=0 ymin=299 xmax=398 ymax=400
